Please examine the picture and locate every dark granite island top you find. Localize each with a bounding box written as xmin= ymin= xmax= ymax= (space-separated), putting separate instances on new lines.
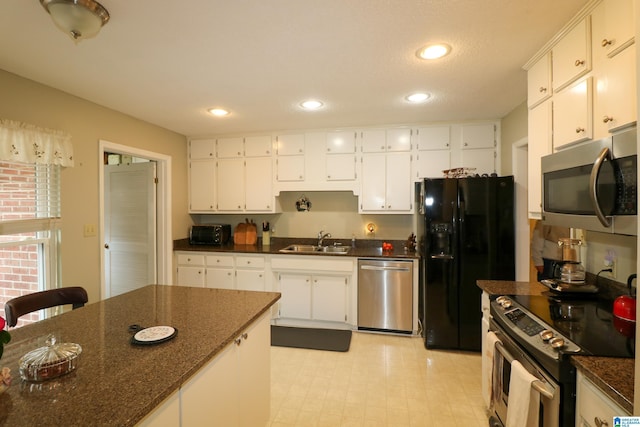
xmin=0 ymin=285 xmax=280 ymax=426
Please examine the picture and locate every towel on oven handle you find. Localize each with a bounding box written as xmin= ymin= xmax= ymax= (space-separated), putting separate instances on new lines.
xmin=506 ymin=360 xmax=541 ymax=427
xmin=483 ymin=331 xmax=500 ymax=409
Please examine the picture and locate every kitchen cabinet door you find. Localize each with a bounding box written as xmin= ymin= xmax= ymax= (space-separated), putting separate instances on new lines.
xmin=216 ymin=158 xmax=244 ymax=211
xmin=176 ymin=266 xmax=204 ymax=287
xmin=414 ymin=126 xmax=450 ymax=150
xmin=461 ymin=123 xmax=495 ymax=149
xmin=189 ymin=139 xmax=216 ymax=159
xmin=206 ymin=268 xmax=235 ymax=290
xmin=360 ymin=154 xmax=387 ymax=211
xmin=326 ymin=154 xmax=356 ymax=181
xmin=276 ymin=134 xmax=305 ymax=155
xmin=527 ymin=52 xmax=552 ymax=109
xmin=276 ymin=156 xmax=305 ymax=181
xmin=244 ymin=135 xmax=272 ymax=157
xmin=460 ymin=148 xmax=496 ymax=175
xmin=414 ymin=150 xmax=450 ymax=179
xmin=312 ymin=275 xmax=347 ymax=323
xmin=527 ymin=100 xmax=552 ymax=218
xmin=386 ymin=128 xmax=411 ymax=152
xmin=361 ymin=129 xmax=387 ymax=153
xmin=553 ymin=78 xmax=593 ymax=149
xmin=385 ymin=153 xmax=412 ymax=211
xmin=326 ymin=131 xmax=356 ymax=154
xmin=591 ymin=0 xmax=634 ymax=60
xmin=245 ymin=156 xmax=274 ymax=211
xmin=216 ymin=137 xmax=244 ymax=158
xmin=594 ymin=42 xmax=636 ymax=137
xmin=552 ymin=17 xmax=591 ymax=92
xmin=188 ymin=159 xmax=216 ymax=212
xmin=236 ymin=269 xmax=265 ymax=292
xmin=278 ymin=273 xmax=312 ymax=319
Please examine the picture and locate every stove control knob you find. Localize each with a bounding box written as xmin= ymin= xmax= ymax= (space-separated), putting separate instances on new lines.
xmin=549 ymin=337 xmax=565 ymax=349
xmin=496 ymin=296 xmax=507 ymax=304
xmin=501 ymin=300 xmax=512 ymax=309
xmin=539 ymin=330 xmax=554 ymax=341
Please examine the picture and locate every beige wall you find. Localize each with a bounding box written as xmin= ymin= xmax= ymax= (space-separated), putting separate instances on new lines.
xmin=499 ymin=100 xmax=528 ymax=175
xmin=0 ymin=69 xmax=189 ymax=303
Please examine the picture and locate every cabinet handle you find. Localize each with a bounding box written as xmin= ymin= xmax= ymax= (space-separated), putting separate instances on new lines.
xmin=575 ymin=127 xmax=585 ymax=133
xmin=242 ymin=333 xmax=248 ymax=340
xmin=538 ymin=87 xmax=547 ymax=93
xmin=601 ymin=39 xmax=613 ymax=47
xmin=234 ymin=337 xmax=242 ymax=346
xmin=575 ymin=59 xmax=585 ymax=66
xmin=594 ymin=417 xmax=609 ymax=427
xmin=603 ymin=116 xmax=614 ymax=123
xmin=464 ymin=142 xmax=468 ymax=146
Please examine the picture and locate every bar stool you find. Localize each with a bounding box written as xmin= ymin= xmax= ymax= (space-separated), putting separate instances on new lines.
xmin=4 ymin=287 xmax=88 ymax=327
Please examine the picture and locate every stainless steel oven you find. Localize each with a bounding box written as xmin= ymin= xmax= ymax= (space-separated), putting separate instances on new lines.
xmin=541 ymin=127 xmax=637 ymax=235
xmin=490 ymin=318 xmax=560 ymax=427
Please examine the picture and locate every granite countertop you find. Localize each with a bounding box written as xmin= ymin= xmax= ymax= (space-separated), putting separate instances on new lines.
xmin=0 ymin=285 xmax=280 ymax=426
xmin=174 ymin=237 xmax=420 ymax=259
xmin=477 ymin=279 xmax=634 ymax=414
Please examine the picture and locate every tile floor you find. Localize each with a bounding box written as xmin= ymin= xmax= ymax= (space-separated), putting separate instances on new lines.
xmin=268 ymin=331 xmax=490 ymax=427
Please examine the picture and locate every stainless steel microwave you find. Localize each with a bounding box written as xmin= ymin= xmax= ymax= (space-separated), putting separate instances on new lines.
xmin=541 ymin=127 xmax=637 ymax=235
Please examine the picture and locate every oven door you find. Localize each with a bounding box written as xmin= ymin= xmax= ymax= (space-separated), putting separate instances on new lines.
xmin=491 ymin=321 xmax=561 ymax=427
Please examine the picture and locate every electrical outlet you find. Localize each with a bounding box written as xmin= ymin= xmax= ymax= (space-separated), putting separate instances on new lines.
xmin=604 ymin=249 xmax=616 ymax=279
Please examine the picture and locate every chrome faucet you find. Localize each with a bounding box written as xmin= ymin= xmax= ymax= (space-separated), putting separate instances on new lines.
xmin=317 ymin=230 xmax=331 ymax=247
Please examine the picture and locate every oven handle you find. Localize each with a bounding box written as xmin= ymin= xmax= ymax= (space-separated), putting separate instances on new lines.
xmin=589 ymin=147 xmax=613 ymax=228
xmin=494 ymin=341 xmax=555 ymax=401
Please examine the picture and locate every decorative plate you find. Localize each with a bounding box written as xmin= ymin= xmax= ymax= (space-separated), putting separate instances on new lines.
xmin=131 ymin=326 xmax=177 ymax=345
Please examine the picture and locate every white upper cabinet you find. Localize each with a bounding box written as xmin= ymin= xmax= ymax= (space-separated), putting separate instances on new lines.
xmin=553 ymin=77 xmax=593 ymax=149
xmin=190 ymin=139 xmax=216 ymax=159
xmin=216 ymin=158 xmax=244 ymax=211
xmin=386 ymin=129 xmax=411 ymax=152
xmin=326 ymin=131 xmax=356 ymax=154
xmin=552 ymin=17 xmax=591 ymax=92
xmin=414 ymin=126 xmax=450 ymax=150
xmin=461 ymin=123 xmax=495 ymax=149
xmin=527 ymin=52 xmax=552 ymax=108
xmin=245 ymin=157 xmax=273 ymax=211
xmin=216 ymin=137 xmax=244 ymax=158
xmin=527 ymin=100 xmax=552 ymax=218
xmin=276 ymin=134 xmax=305 ymax=155
xmin=244 ymin=135 xmax=272 ymax=157
xmin=361 ymin=129 xmax=387 ymax=153
xmin=591 ymin=0 xmax=635 ymax=60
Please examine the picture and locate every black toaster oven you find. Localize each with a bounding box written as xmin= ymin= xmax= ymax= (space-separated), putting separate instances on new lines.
xmin=189 ymin=225 xmax=231 ymax=245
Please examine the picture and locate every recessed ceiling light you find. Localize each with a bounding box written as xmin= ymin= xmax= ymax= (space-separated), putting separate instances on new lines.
xmin=300 ymin=100 xmax=324 ymax=110
xmin=416 ymin=43 xmax=451 ymax=60
xmin=405 ymin=93 xmax=431 ymax=103
xmin=208 ymin=108 xmax=230 ymax=117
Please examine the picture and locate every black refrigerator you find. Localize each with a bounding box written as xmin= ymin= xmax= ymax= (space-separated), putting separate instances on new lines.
xmin=419 ymin=176 xmax=515 ymax=351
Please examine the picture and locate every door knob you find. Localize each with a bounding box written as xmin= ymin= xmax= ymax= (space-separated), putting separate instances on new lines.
xmin=104 ymin=244 xmax=109 ymax=249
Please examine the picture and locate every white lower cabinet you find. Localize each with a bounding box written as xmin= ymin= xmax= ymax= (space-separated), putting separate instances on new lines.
xmin=575 ymin=370 xmax=630 ymax=427
xmin=136 ymin=390 xmax=180 ymax=427
xmin=176 ymin=253 xmax=205 ymax=286
xmin=272 ymin=255 xmax=354 ymax=326
xmin=180 ymin=313 xmax=271 ymax=427
xmin=236 ymin=255 xmax=266 ymax=291
xmin=175 ymin=252 xmax=267 ymax=291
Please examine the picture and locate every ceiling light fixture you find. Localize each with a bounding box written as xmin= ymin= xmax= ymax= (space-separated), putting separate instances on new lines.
xmin=405 ymin=93 xmax=431 ymax=103
xmin=40 ymin=0 xmax=110 ymax=42
xmin=208 ymin=108 xmax=230 ymax=117
xmin=300 ymin=100 xmax=324 ymax=110
xmin=416 ymin=43 xmax=451 ymax=60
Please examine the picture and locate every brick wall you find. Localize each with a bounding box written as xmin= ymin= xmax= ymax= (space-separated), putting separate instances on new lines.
xmin=0 ymin=162 xmax=40 ymax=326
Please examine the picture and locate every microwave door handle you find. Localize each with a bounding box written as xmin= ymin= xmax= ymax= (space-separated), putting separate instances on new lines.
xmin=589 ymin=147 xmax=613 ymax=228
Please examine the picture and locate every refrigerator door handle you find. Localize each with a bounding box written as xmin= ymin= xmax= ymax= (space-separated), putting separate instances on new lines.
xmin=430 ymin=254 xmax=454 ymax=260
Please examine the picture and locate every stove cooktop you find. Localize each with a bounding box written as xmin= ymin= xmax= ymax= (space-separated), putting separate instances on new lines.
xmin=510 ymin=294 xmax=635 ymax=358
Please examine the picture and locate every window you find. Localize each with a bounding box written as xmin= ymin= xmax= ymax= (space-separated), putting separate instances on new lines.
xmin=0 ymin=161 xmax=61 ymax=327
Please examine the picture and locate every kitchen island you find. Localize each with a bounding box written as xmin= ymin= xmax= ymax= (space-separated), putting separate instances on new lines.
xmin=0 ymin=285 xmax=280 ymax=426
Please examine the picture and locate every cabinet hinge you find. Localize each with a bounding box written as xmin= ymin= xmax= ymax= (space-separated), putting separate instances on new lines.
xmin=344 ymin=315 xmax=347 ymax=322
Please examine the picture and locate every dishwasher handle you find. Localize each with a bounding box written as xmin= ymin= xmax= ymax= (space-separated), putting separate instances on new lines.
xmin=360 ymin=265 xmax=411 ymax=272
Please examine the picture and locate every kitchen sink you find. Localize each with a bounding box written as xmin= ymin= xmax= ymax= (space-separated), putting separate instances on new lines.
xmin=278 ymin=244 xmax=350 ymax=254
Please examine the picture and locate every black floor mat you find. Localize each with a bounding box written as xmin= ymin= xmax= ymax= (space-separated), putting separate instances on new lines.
xmin=271 ymin=325 xmax=352 ymax=352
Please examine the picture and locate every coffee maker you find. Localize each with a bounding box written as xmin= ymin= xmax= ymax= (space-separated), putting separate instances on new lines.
xmin=554 ymin=238 xmax=586 ymax=283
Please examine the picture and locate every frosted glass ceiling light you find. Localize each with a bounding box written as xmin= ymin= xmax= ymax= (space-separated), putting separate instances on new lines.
xmin=300 ymin=100 xmax=323 ymax=110
xmin=405 ymin=93 xmax=431 ymax=103
xmin=208 ymin=108 xmax=230 ymax=117
xmin=416 ymin=43 xmax=451 ymax=60
xmin=40 ymin=0 xmax=110 ymax=42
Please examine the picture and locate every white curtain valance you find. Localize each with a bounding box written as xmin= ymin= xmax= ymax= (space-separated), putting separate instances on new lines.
xmin=0 ymin=119 xmax=74 ymax=167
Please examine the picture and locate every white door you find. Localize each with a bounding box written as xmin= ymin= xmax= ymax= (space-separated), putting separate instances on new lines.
xmin=105 ymin=162 xmax=157 ymax=297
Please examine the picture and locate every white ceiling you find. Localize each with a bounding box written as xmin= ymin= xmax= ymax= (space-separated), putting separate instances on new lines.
xmin=0 ymin=1 xmax=589 ymax=138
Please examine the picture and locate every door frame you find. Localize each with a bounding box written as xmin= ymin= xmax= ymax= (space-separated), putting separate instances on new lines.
xmin=512 ymin=137 xmax=529 ymax=281
xmin=98 ymin=140 xmax=172 ymax=299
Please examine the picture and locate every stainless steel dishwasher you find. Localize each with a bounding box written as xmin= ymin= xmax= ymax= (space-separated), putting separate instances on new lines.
xmin=358 ymin=259 xmax=413 ymax=333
